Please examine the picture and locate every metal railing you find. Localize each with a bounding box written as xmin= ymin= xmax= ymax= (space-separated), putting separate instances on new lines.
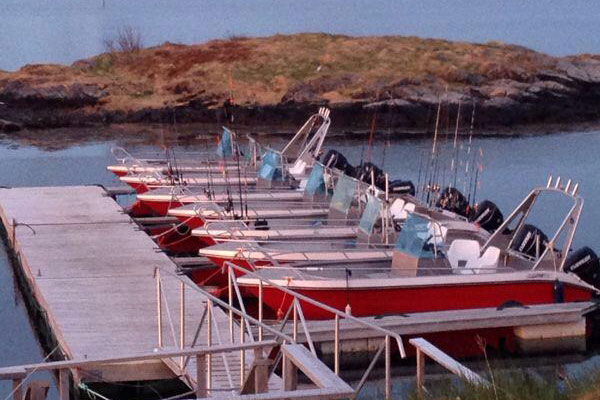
xmin=154 ymin=263 xmax=405 ymax=400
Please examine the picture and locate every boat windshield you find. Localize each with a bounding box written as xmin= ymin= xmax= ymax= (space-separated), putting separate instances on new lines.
xmin=330 ymin=175 xmax=356 ymax=214
xmin=216 ymin=127 xmax=233 ymax=157
xmin=304 ymin=163 xmax=325 ymax=196
xmin=395 ymin=214 xmax=437 ymax=259
xmin=258 ymin=149 xmax=283 ymax=181
xmin=358 ymin=194 xmax=381 ymax=234
xmin=244 ymin=137 xmax=257 ymax=165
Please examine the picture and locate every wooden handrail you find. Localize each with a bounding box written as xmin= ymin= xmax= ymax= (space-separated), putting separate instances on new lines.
xmin=0 ymin=340 xmax=277 ymax=377
xmin=410 ymin=337 xmax=489 ymax=397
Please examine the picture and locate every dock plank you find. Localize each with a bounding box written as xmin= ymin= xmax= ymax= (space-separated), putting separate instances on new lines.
xmin=0 ymin=186 xmax=279 ymax=392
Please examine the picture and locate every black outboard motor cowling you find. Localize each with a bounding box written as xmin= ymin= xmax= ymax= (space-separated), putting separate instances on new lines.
xmin=356 ymin=162 xmax=386 ymax=190
xmin=469 ymin=200 xmax=504 ymax=233
xmin=254 ymin=219 xmax=269 ymax=231
xmin=509 ymin=224 xmax=548 ymax=259
xmin=564 ymin=246 xmax=600 ymax=288
xmin=389 ymin=180 xmax=416 ymax=196
xmin=322 ymin=149 xmax=356 ymax=177
xmin=436 ymin=187 xmax=469 ymax=217
xmin=323 ymin=150 xmax=349 ymax=172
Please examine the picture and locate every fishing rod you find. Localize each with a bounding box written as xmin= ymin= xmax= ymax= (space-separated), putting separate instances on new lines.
xmin=415 ymin=149 xmax=424 ymax=199
xmin=365 ymin=111 xmax=377 ymax=164
xmin=467 ymin=136 xmax=478 ymax=205
xmin=463 ymin=100 xmax=476 ymax=196
xmin=381 ymin=100 xmax=395 ymax=172
xmin=438 ymin=105 xmax=451 ymax=201
xmin=451 ymin=101 xmax=462 ymax=189
xmin=471 ymin=147 xmax=483 ymax=207
xmin=235 ymin=142 xmax=245 ymax=220
xmin=426 ymin=95 xmax=443 ymax=205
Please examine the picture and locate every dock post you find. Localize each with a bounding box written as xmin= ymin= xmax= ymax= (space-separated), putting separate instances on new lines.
xmin=258 ymin=280 xmax=263 ymax=341
xmin=416 ymin=347 xmax=425 ymax=398
xmin=155 ymin=268 xmax=163 ymax=348
xmin=195 ymin=354 xmax=207 ymax=398
xmin=292 ymin=300 xmax=298 ymax=341
xmin=253 ymin=348 xmax=269 ymax=394
xmin=179 ymin=280 xmax=185 ymax=368
xmin=240 ymin=313 xmax=245 ymax=386
xmin=11 ymin=218 xmax=16 ymax=245
xmin=12 ymin=378 xmax=22 ymax=400
xmin=206 ymin=300 xmax=212 ymax=392
xmin=283 ymin=355 xmax=297 ymax=391
xmin=334 ymin=315 xmax=340 ymax=376
xmin=228 ymin=268 xmax=234 ymax=342
xmin=58 ymin=369 xmax=69 ymax=400
xmin=385 ymin=335 xmax=391 ymax=400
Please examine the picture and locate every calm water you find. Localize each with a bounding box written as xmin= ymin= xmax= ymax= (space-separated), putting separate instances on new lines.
xmin=2 ymin=0 xmax=600 ymax=70
xmin=1 ymin=128 xmax=600 ymax=397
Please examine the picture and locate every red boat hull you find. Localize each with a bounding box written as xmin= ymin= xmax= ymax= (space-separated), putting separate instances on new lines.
xmin=111 ymin=170 xmax=128 ymax=177
xmin=204 ymin=254 xmax=276 ymax=271
xmin=143 ymin=199 xmax=184 ymax=216
xmin=173 ymin=215 xmax=205 ymax=230
xmin=157 ymin=231 xmax=210 ymax=255
xmin=190 ymin=263 xmax=255 ymax=287
xmin=241 ymin=281 xmax=593 ymax=320
xmin=129 ymin=199 xmax=160 ymax=218
xmin=123 ymin=181 xmax=150 ymax=194
xmin=191 ymin=257 xmax=272 ymax=286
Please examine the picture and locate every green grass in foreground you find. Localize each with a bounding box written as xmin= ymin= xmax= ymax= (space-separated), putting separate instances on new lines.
xmin=403 ymin=367 xmax=600 ymax=400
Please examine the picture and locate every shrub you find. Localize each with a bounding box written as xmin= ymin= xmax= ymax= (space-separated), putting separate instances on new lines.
xmin=104 ymin=26 xmax=144 ymax=53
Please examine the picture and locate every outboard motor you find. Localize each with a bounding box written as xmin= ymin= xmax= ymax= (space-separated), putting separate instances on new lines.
xmin=509 ymin=224 xmax=548 ymax=259
xmin=469 ymin=200 xmax=504 ymax=233
xmin=564 ymin=246 xmax=600 ymax=288
xmin=436 ymin=187 xmax=469 ymax=217
xmin=356 ymin=162 xmax=386 ymax=190
xmin=254 ymin=219 xmax=269 ymax=231
xmin=389 ymin=180 xmax=416 ymax=196
xmin=323 ymin=150 xmax=350 ymax=172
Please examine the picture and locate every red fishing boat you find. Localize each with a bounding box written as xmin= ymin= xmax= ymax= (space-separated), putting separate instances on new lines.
xmin=236 ymin=179 xmax=599 ymax=321
xmin=107 ymin=107 xmax=331 ymax=178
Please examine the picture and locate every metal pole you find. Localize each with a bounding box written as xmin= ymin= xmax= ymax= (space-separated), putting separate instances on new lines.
xmin=179 ymin=280 xmax=185 ymax=369
xmin=207 ymin=300 xmax=212 ymax=392
xmin=385 ymin=335 xmax=391 ymax=400
xmin=334 ymin=315 xmax=340 ymax=376
xmin=228 ymin=268 xmax=234 ymax=342
xmin=258 ymin=280 xmax=263 ymax=342
xmin=156 ymin=268 xmax=163 ymax=348
xmin=240 ymin=313 xmax=245 ymax=386
xmin=293 ymin=299 xmax=298 ymax=341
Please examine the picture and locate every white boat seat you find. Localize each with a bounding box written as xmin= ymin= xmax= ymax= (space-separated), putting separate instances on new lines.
xmin=466 ymin=246 xmax=501 ymax=273
xmin=447 ymin=239 xmax=481 ymax=274
xmin=289 ymin=159 xmax=307 ymax=176
xmin=389 ymin=198 xmax=405 ymax=218
xmin=394 ymin=202 xmax=415 ymax=220
xmin=427 ymin=223 xmax=448 ymax=247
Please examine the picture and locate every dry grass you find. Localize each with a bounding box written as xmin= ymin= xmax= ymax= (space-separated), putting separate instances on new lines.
xmin=0 ymin=33 xmax=560 ymax=111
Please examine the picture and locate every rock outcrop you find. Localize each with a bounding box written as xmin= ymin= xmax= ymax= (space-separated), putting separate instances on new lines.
xmin=3 ymin=34 xmax=600 ymax=133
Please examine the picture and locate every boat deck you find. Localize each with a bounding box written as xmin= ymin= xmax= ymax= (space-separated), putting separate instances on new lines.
xmin=0 ymin=186 xmax=279 ymax=392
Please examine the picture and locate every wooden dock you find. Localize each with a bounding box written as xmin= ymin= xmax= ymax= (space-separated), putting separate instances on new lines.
xmin=0 ymin=186 xmax=278 ymax=393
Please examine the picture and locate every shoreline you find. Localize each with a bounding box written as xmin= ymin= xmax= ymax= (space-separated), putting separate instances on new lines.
xmin=3 ymin=119 xmax=600 ymax=152
xmin=3 ymin=33 xmax=600 ymax=136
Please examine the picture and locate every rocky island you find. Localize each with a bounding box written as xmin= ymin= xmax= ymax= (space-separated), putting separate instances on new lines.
xmin=2 ymin=33 xmax=600 ymax=134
